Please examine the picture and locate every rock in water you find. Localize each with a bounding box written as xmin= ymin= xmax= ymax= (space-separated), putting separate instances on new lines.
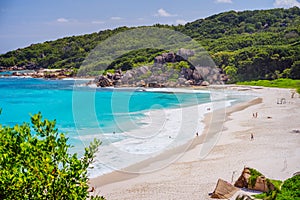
xmin=95 ymin=75 xmax=113 ymax=87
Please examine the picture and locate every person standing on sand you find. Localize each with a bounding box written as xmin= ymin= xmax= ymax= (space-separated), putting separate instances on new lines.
xmin=250 ymin=133 xmax=254 ymax=140
xmin=252 ymin=112 xmax=258 ymax=118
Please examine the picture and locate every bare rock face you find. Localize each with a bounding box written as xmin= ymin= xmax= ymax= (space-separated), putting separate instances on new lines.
xmin=177 ymin=48 xmax=195 ymax=60
xmin=136 ymin=66 xmax=149 ymax=75
xmin=162 ymin=52 xmax=176 ymax=62
xmin=195 ymin=66 xmax=210 ymax=78
xmin=92 ymin=63 xmax=224 ymax=88
xmin=192 ymin=69 xmax=202 ymax=81
xmin=234 ymin=168 xmax=276 ymax=193
xmin=113 ymin=73 xmax=122 ymax=80
xmin=201 ymin=81 xmax=210 ymax=86
xmin=220 ymin=74 xmax=228 ymax=82
xmin=95 ymin=75 xmax=113 ymax=87
xmin=148 ymin=82 xmax=164 ymax=88
xmin=178 ymin=78 xmax=186 ymax=85
xmin=181 ymin=68 xmax=193 ymax=80
xmin=154 ymin=56 xmax=164 ymax=65
xmin=136 ymin=80 xmax=146 ymax=87
xmin=91 ymin=49 xmax=225 ymax=88
xmin=122 ymin=71 xmax=133 ymax=83
xmin=185 ymin=80 xmax=194 ymax=85
xmin=154 ymin=52 xmax=177 ymax=65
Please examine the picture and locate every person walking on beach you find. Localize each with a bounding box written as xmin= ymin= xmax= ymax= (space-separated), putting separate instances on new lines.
xmin=252 ymin=112 xmax=258 ymax=118
xmin=250 ymin=133 xmax=254 ymax=141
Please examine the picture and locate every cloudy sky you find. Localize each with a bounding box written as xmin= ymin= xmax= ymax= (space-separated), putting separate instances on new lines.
xmin=0 ymin=0 xmax=299 ymax=53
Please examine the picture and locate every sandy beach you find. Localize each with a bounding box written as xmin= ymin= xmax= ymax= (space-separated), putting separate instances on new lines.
xmin=90 ymin=86 xmax=300 ymax=199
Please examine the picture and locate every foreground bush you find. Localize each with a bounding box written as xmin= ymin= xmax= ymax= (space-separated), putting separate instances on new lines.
xmin=276 ymin=175 xmax=300 ymax=200
xmin=253 ymin=174 xmax=300 ymax=200
xmin=0 ymin=112 xmax=104 ymax=199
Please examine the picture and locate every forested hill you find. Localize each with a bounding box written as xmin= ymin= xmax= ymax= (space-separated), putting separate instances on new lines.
xmin=1 ymin=7 xmax=300 ymax=82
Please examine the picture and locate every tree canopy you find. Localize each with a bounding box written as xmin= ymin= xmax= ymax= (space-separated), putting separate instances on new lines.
xmin=0 ymin=112 xmax=104 ymax=199
xmin=0 ymin=7 xmax=300 ymax=82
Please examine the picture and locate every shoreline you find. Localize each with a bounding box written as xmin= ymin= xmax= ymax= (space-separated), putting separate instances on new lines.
xmin=90 ymin=97 xmax=261 ymax=186
xmin=90 ymin=86 xmax=300 ymax=199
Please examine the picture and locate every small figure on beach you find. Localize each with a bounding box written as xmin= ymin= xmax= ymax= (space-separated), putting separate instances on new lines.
xmin=277 ymin=98 xmax=286 ymax=104
xmin=250 ymin=133 xmax=254 ymax=140
xmin=252 ymin=112 xmax=258 ymax=118
xmin=291 ymin=91 xmax=296 ymax=98
xmin=196 ymin=132 xmax=198 ymax=137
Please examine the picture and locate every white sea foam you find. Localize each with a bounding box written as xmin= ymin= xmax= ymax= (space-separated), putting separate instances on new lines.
xmin=85 ymin=88 xmax=257 ymax=178
xmin=145 ymin=87 xmax=211 ymax=94
xmin=87 ymin=95 xmax=234 ymax=177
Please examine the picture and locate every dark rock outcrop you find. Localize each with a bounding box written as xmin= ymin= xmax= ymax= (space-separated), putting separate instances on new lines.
xmin=154 ymin=52 xmax=177 ymax=66
xmin=95 ymin=75 xmax=113 ymax=87
xmin=91 ymin=49 xmax=226 ymax=88
xmin=93 ymin=69 xmax=124 ymax=87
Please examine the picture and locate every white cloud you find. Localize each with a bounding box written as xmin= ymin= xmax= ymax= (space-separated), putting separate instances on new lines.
xmin=274 ymin=0 xmax=300 ymax=8
xmin=155 ymin=8 xmax=176 ymax=17
xmin=215 ymin=0 xmax=233 ymax=3
xmin=91 ymin=20 xmax=104 ymax=24
xmin=56 ymin=18 xmax=69 ymax=23
xmin=215 ymin=0 xmax=232 ymax=3
xmin=110 ymin=17 xmax=122 ymax=20
xmin=176 ymin=19 xmax=187 ymax=25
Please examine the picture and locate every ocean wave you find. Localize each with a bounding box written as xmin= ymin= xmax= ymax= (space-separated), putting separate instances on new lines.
xmin=87 ymin=101 xmax=214 ymax=177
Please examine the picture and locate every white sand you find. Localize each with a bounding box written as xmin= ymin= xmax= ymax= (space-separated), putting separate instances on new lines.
xmin=90 ymin=86 xmax=300 ymax=199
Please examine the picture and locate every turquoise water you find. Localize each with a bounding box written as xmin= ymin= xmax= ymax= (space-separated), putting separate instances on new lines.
xmin=0 ymin=77 xmax=257 ymax=176
xmin=0 ymin=78 xmax=210 ymax=151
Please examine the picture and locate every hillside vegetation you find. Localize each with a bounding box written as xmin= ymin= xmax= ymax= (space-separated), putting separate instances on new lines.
xmin=0 ymin=7 xmax=300 ymax=82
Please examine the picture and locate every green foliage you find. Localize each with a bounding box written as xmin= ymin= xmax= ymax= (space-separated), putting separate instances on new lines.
xmin=176 ymin=61 xmax=190 ymax=69
xmin=269 ymin=179 xmax=283 ymax=191
xmin=0 ymin=113 xmax=105 ymax=199
xmin=237 ymin=78 xmax=300 ymax=94
xmin=248 ymin=168 xmax=263 ymax=187
xmin=0 ymin=7 xmax=300 ymax=82
xmin=180 ymin=7 xmax=300 ymax=82
xmin=245 ymin=168 xmax=283 ymax=200
xmin=224 ymin=65 xmax=238 ymax=83
xmin=276 ymin=175 xmax=300 ymax=200
xmin=107 ymin=48 xmax=164 ymax=71
xmin=290 ymin=61 xmax=300 ymax=79
xmin=253 ymin=175 xmax=299 ymax=200
xmin=104 ymin=69 xmax=115 ymax=75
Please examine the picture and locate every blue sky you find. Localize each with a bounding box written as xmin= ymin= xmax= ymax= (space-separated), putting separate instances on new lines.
xmin=0 ymin=0 xmax=299 ymax=53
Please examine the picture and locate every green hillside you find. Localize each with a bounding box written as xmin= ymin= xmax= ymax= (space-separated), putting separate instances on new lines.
xmin=0 ymin=7 xmax=299 ymax=82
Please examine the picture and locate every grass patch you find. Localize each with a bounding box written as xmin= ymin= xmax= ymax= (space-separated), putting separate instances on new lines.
xmin=237 ymin=78 xmax=300 ymax=94
xmin=248 ymin=168 xmax=263 ymax=188
xmin=253 ymin=179 xmax=282 ymax=199
xmin=253 ymin=176 xmax=299 ymax=200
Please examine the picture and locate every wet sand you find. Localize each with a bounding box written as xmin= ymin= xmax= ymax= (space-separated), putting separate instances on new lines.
xmin=90 ymin=86 xmax=300 ymax=199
